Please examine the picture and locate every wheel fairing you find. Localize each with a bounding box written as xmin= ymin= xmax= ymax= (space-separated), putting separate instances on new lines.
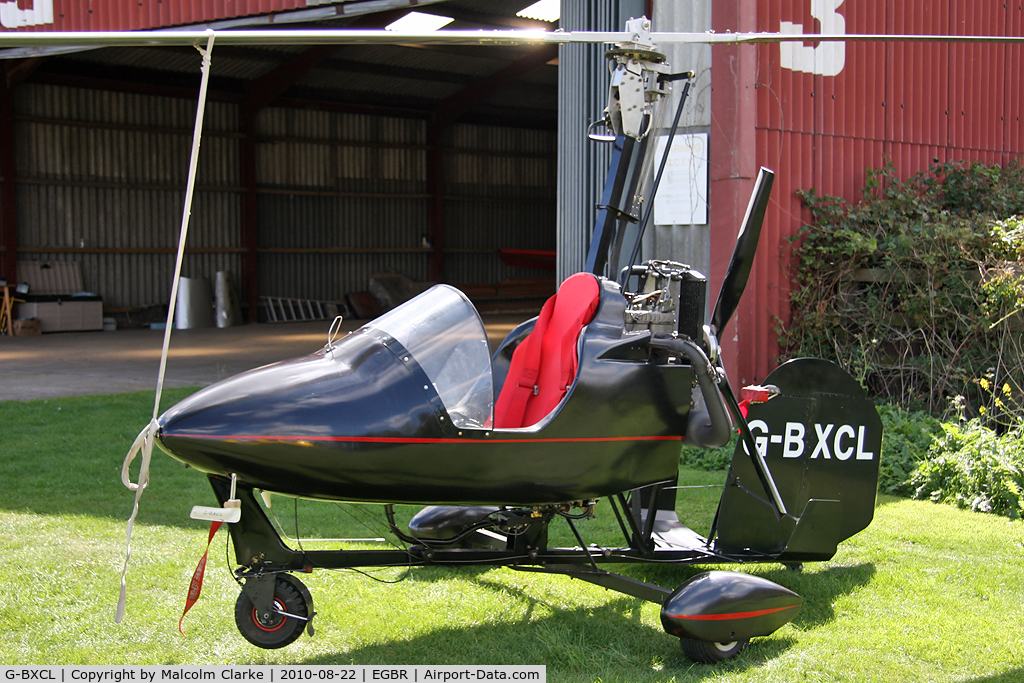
xmin=660 ymin=570 xmax=801 ymax=643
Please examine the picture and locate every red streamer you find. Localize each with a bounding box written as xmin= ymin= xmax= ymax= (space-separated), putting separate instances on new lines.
xmin=179 ymin=520 xmax=223 ymax=636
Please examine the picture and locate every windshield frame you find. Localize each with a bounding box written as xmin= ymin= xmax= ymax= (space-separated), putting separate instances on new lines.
xmin=365 ymin=285 xmax=493 ymax=430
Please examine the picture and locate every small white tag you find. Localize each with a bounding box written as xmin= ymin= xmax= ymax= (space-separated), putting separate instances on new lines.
xmin=190 ymin=505 xmax=241 ymax=523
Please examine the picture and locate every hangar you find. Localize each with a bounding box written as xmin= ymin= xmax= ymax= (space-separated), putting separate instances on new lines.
xmin=2 ymin=0 xmax=1022 ymax=388
xmin=0 ymin=0 xmax=568 ymax=328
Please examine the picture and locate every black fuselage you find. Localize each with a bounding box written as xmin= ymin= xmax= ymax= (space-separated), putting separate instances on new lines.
xmin=156 ymin=280 xmax=695 ymax=505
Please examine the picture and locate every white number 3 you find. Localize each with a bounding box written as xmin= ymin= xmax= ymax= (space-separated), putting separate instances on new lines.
xmin=780 ymin=0 xmax=846 ymax=77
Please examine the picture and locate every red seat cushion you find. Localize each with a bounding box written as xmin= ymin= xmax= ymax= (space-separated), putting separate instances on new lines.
xmin=494 ymin=273 xmax=601 ymax=428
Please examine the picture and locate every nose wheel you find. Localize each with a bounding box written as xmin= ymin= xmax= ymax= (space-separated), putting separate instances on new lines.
xmin=234 ymin=575 xmax=313 ymax=649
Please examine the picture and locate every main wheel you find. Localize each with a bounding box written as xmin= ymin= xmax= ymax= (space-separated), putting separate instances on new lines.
xmin=234 ymin=578 xmax=309 ymax=649
xmin=679 ymin=638 xmax=749 ymax=663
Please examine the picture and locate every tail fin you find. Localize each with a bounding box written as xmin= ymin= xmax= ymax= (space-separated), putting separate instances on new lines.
xmin=713 ymin=358 xmax=882 ymax=562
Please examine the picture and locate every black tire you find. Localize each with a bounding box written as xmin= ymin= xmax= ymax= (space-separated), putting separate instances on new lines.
xmin=234 ymin=578 xmax=309 ymax=649
xmin=679 ymin=638 xmax=749 ymax=663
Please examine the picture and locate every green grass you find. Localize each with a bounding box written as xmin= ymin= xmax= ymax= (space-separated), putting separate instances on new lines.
xmin=1 ymin=391 xmax=1023 ymax=681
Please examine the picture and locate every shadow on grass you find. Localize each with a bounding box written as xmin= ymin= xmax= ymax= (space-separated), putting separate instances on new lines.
xmin=298 ymin=594 xmax=797 ymax=679
xmin=959 ymin=670 xmax=1024 ymax=683
xmin=761 ymin=562 xmax=876 ymax=628
xmin=565 ymin=560 xmax=876 ymax=631
xmin=875 ymin=492 xmax=914 ymax=509
xmin=292 ymin=560 xmax=874 ymax=677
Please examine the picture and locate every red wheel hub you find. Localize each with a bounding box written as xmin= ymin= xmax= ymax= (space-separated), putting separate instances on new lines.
xmin=251 ymin=597 xmax=287 ymax=632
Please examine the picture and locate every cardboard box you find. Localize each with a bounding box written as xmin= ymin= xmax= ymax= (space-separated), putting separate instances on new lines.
xmin=13 ymin=318 xmax=42 ymax=335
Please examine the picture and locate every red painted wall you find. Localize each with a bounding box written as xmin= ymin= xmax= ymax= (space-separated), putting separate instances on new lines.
xmin=712 ymin=0 xmax=1024 ymax=386
xmin=0 ymin=0 xmax=308 ymax=32
xmin=710 ymin=0 xmax=761 ymax=387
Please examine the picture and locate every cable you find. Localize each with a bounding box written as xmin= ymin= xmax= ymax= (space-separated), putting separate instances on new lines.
xmin=336 ymin=565 xmax=411 ymax=584
xmin=556 ymin=502 xmax=596 ymax=520
xmin=225 ymin=523 xmax=243 ymax=587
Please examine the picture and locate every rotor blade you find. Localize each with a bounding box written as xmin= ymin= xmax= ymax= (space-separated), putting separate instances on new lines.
xmin=0 ymin=29 xmax=1023 ymax=49
xmin=659 ymin=32 xmax=1024 ymax=44
xmin=710 ymin=167 xmax=774 ymax=337
xmin=0 ymin=29 xmax=608 ymax=49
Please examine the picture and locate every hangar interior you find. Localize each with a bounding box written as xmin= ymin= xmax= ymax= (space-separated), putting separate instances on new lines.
xmin=0 ymin=0 xmax=565 ymax=328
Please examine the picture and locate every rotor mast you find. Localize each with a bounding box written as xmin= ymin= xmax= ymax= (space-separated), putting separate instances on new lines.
xmin=583 ymin=17 xmax=674 ymax=277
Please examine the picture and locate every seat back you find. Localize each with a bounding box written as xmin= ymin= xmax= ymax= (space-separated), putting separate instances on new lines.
xmin=494 ymin=272 xmax=601 ymax=428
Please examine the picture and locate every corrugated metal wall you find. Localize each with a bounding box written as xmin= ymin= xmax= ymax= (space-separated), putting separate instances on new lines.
xmin=12 ymin=83 xmax=556 ymax=310
xmin=13 ymin=83 xmax=242 ymax=308
xmin=716 ymin=0 xmax=1024 ymax=383
xmin=645 ymin=1 xmax=713 ymax=278
xmin=443 ymin=123 xmax=556 ymax=285
xmin=254 ymin=107 xmax=555 ymax=301
xmin=254 ymin=105 xmax=430 ymax=301
xmin=557 ymin=0 xmax=643 ymax=281
xmin=757 ymin=0 xmax=1023 ymax=197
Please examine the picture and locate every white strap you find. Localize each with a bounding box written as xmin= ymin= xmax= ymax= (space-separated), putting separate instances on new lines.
xmin=114 ymin=418 xmax=157 ymax=623
xmin=115 ymin=30 xmax=215 ymax=624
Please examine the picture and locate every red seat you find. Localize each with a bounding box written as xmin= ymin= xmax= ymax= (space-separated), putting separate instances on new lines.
xmin=494 ymin=272 xmax=601 ymax=428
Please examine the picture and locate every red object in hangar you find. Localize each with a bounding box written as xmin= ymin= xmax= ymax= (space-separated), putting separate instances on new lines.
xmin=0 ymin=0 xmax=311 ymax=32
xmin=711 ymin=0 xmax=1024 ymax=387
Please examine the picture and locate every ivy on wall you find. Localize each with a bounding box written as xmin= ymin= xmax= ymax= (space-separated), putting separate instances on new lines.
xmin=781 ymin=160 xmax=1024 ymax=420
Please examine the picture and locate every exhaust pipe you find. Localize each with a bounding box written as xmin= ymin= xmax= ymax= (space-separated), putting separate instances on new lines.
xmin=649 ymin=335 xmax=732 ymax=448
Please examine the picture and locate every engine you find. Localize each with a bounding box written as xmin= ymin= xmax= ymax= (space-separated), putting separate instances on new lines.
xmin=622 ymin=259 xmax=707 ymax=345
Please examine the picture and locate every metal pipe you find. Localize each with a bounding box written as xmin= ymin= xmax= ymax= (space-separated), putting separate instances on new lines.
xmin=647 ymin=335 xmax=732 ymax=449
xmin=621 ymin=77 xmax=692 ymax=284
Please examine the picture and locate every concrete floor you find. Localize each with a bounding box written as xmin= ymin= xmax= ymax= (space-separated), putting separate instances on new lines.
xmin=0 ymin=314 xmax=528 ymax=401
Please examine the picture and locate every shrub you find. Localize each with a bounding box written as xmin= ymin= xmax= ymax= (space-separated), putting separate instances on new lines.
xmin=876 ymin=404 xmax=943 ymax=495
xmin=680 ymin=433 xmax=737 ymax=471
xmin=782 ymin=160 xmax=1024 ymax=418
xmin=908 ymin=418 xmax=1024 ymax=518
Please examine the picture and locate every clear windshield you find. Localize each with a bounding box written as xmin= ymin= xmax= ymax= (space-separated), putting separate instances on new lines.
xmin=367 ymin=285 xmax=493 ymax=429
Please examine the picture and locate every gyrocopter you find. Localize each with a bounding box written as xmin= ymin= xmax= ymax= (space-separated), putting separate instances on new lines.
xmin=109 ymin=17 xmax=883 ymax=664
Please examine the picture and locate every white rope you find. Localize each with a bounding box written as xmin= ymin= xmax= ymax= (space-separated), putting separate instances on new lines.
xmin=116 ymin=29 xmax=215 ymax=624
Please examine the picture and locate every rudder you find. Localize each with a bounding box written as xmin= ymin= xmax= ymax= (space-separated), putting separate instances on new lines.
xmin=713 ymin=358 xmax=882 ymax=562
